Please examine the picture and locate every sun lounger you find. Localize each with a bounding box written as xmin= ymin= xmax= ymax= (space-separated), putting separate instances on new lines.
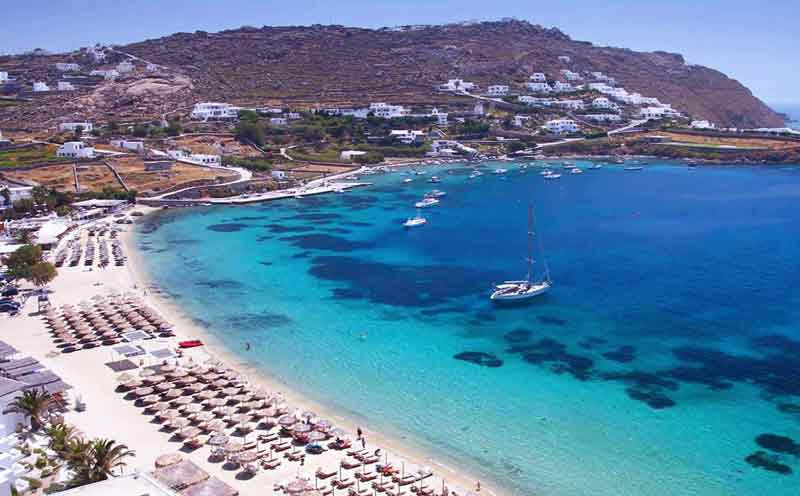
xmin=262 ymin=458 xmax=281 ymax=469
xmin=258 ymin=433 xmax=278 ymax=443
xmin=361 ymin=455 xmax=379 ymax=464
xmin=286 ymin=451 xmax=305 ymax=462
xmin=272 ymin=441 xmax=291 ymax=452
xmin=357 ymin=472 xmax=378 ymax=482
xmin=334 ymin=479 xmax=355 ymax=489
xmin=348 ymin=488 xmax=371 ymax=496
xmin=372 ymin=481 xmax=390 ymax=492
xmin=316 ymin=468 xmax=337 ymax=479
xmin=385 ymin=488 xmax=407 ymax=496
xmin=321 ymin=489 xmax=334 ymax=496
xmin=347 ymin=448 xmax=370 ymax=457
xmin=394 ymin=475 xmax=417 ymax=486
xmin=341 ymin=458 xmax=361 ymax=469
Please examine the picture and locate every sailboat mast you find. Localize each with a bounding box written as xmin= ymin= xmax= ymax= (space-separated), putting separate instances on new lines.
xmin=527 ymin=204 xmax=534 ymax=283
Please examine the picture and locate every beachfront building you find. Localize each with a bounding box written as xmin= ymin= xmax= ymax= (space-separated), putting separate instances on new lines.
xmin=369 ymin=102 xmax=410 ymax=119
xmin=389 ymin=129 xmax=426 ymax=144
xmin=57 ymin=141 xmax=95 ymax=159
xmin=190 ymin=102 xmax=240 ymax=121
xmin=527 ymin=82 xmax=551 ymax=93
xmin=544 ymin=119 xmax=580 ymax=135
xmin=487 ymin=84 xmax=509 ymax=96
xmin=32 ymin=82 xmax=50 ymax=92
xmin=439 ymin=78 xmax=476 ymax=93
xmin=110 ymin=139 xmax=145 ymax=152
xmin=581 ymin=114 xmax=622 ymax=123
xmin=551 ymin=81 xmax=574 ymax=93
xmin=90 ymin=69 xmax=119 ymax=80
xmin=0 ymin=185 xmax=33 ymax=209
xmin=57 ymin=81 xmax=75 ymax=91
xmin=555 ymin=99 xmax=585 ymax=111
xmin=55 ymin=62 xmax=80 ymax=72
xmin=431 ymin=139 xmax=477 ymax=156
xmin=340 ymin=150 xmax=368 ymax=161
xmin=691 ymin=120 xmax=716 ymax=130
xmin=530 ymin=72 xmax=547 ymax=83
xmin=59 ymin=122 xmax=93 ymax=133
xmin=116 ymin=60 xmax=134 ymax=73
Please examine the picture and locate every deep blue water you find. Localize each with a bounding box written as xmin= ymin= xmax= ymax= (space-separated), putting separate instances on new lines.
xmin=772 ymin=102 xmax=800 ymax=130
xmin=136 ymin=161 xmax=800 ymax=496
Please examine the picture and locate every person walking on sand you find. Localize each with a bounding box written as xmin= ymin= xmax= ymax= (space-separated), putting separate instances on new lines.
xmin=475 ymin=480 xmax=481 ymax=492
xmin=357 ymin=427 xmax=363 ymax=439
xmin=361 ymin=436 xmax=366 ymax=449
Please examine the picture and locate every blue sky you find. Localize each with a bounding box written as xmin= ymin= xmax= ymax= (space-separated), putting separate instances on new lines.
xmin=3 ymin=0 xmax=797 ymax=104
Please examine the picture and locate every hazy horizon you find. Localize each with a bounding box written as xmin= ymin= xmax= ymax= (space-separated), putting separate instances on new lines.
xmin=3 ymin=1 xmax=798 ymax=104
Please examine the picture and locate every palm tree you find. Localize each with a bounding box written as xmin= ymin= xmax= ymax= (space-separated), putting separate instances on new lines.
xmin=45 ymin=423 xmax=76 ymax=457
xmin=7 ymin=389 xmax=52 ymax=431
xmin=87 ymin=439 xmax=135 ymax=481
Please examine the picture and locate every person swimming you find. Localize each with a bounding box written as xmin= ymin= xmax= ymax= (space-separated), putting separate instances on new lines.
xmin=245 ymin=342 xmax=251 ymax=351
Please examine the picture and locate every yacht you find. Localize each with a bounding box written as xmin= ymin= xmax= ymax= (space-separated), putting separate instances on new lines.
xmin=562 ymin=162 xmax=576 ymax=169
xmin=493 ymin=168 xmax=508 ymax=175
xmin=588 ymin=164 xmax=603 ymax=170
xmin=623 ymin=166 xmax=644 ymax=171
xmin=403 ymin=178 xmax=413 ymax=183
xmin=428 ymin=176 xmax=441 ymax=183
xmin=415 ymin=198 xmax=440 ymax=208
xmin=543 ymin=171 xmax=562 ymax=180
xmin=570 ymin=167 xmax=583 ymax=174
xmin=425 ymin=190 xmax=446 ymax=199
xmin=490 ymin=205 xmax=552 ymax=303
xmin=403 ymin=210 xmax=427 ymax=228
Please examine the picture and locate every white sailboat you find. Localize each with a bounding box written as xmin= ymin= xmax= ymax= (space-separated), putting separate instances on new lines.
xmin=490 ymin=205 xmax=552 ymax=302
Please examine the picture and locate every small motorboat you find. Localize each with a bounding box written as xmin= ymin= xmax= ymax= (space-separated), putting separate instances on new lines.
xmin=588 ymin=164 xmax=603 ymax=170
xmin=415 ymin=198 xmax=440 ymax=208
xmin=403 ymin=209 xmax=427 ymax=227
xmin=562 ymin=162 xmax=576 ymax=169
xmin=403 ymin=178 xmax=413 ymax=183
xmin=179 ymin=340 xmax=204 ymax=349
xmin=428 ymin=176 xmax=441 ymax=183
xmin=493 ymin=168 xmax=508 ymax=175
xmin=624 ymin=166 xmax=644 ymax=171
xmin=468 ymin=171 xmax=483 ymax=179
xmin=570 ymin=168 xmax=583 ymax=174
xmin=543 ymin=172 xmax=562 ymax=180
xmin=425 ymin=190 xmax=446 ymax=199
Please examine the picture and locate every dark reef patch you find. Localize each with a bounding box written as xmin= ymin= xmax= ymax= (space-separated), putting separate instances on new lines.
xmin=755 ymin=434 xmax=800 ymax=456
xmin=511 ymin=338 xmax=594 ymax=381
xmin=259 ymin=261 xmax=273 ymax=266
xmin=281 ymin=234 xmax=371 ymax=252
xmin=602 ymin=345 xmax=637 ymax=363
xmin=321 ymin=227 xmax=352 ymax=235
xmin=537 ymin=315 xmax=567 ymax=327
xmin=231 ymin=215 xmax=270 ymax=222
xmin=265 ymin=224 xmax=315 ymax=233
xmin=745 ymin=451 xmax=793 ymax=475
xmin=195 ymin=279 xmax=245 ymax=290
xmin=504 ymin=329 xmax=532 ymax=343
xmin=578 ymin=336 xmax=608 ymax=350
xmin=341 ymin=195 xmax=379 ymax=210
xmin=227 ymin=311 xmax=291 ymax=330
xmin=601 ymin=371 xmax=679 ymax=391
xmin=778 ymin=403 xmax=800 ymax=415
xmin=283 ymin=213 xmax=342 ymax=222
xmin=454 ymin=352 xmax=503 ymax=368
xmin=207 ymin=223 xmax=248 ymax=232
xmin=292 ymin=251 xmax=313 ymax=259
xmin=309 ymin=256 xmax=493 ymax=307
xmin=624 ymin=388 xmax=676 ymax=409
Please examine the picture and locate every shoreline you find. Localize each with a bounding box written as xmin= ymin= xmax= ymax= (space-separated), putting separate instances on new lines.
xmin=122 ymin=210 xmax=506 ymax=496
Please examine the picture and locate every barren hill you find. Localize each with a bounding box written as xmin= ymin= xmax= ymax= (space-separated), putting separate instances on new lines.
xmin=119 ymin=20 xmax=781 ymax=128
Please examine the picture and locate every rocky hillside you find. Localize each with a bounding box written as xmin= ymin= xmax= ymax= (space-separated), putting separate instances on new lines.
xmin=119 ymin=20 xmax=781 ymax=128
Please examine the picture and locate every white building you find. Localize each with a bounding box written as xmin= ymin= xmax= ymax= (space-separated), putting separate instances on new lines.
xmin=588 ymin=82 xmax=613 ymax=92
xmin=342 ymin=108 xmax=369 ymax=119
xmin=558 ymin=55 xmax=571 ymax=63
xmin=0 ymin=72 xmax=9 ymax=83
xmin=639 ymin=107 xmax=668 ymax=120
xmin=526 ymin=82 xmax=551 ymax=93
xmin=55 ymin=62 xmax=80 ymax=72
xmin=87 ymin=45 xmax=106 ymax=62
xmin=369 ymin=102 xmax=409 ymax=119
xmin=286 ymin=112 xmax=301 ymax=120
xmin=146 ymin=63 xmax=159 ymax=72
xmin=110 ymin=139 xmax=144 ymax=152
xmin=430 ymin=107 xmax=448 ymax=125
xmin=530 ymin=73 xmax=547 ymax=83
xmin=57 ymin=141 xmax=95 ymax=159
xmin=439 ymin=79 xmax=476 ymax=92
xmin=513 ymin=115 xmax=531 ymax=127
xmin=0 ymin=185 xmax=33 ymax=207
xmin=592 ymin=97 xmax=615 ymax=110
xmin=581 ymin=114 xmax=622 ymax=123
xmin=555 ymin=99 xmax=585 ymax=111
xmin=431 ymin=140 xmax=476 ymax=155
xmin=487 ymin=84 xmax=509 ymax=97
xmin=389 ymin=130 xmax=425 ymax=144
xmin=340 ymin=150 xmax=368 ymax=161
xmin=190 ymin=102 xmax=239 ymax=121
xmin=58 ymin=122 xmax=93 ymax=133
xmin=90 ymin=69 xmax=119 ymax=80
xmin=57 ymin=81 xmax=75 ymax=91
xmin=561 ymin=70 xmax=581 ymax=81
xmin=551 ymin=81 xmax=574 ymax=93
xmin=544 ymin=119 xmax=580 ymax=135
xmin=32 ymin=82 xmax=50 ymax=92
xmin=519 ymin=96 xmax=555 ymax=107
xmin=167 ymin=150 xmax=221 ymax=165
xmin=691 ymin=120 xmax=715 ymax=130
xmin=116 ymin=60 xmax=134 ymax=73
xmin=269 ymin=117 xmax=287 ymax=126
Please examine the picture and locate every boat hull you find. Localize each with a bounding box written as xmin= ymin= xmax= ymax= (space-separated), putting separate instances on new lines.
xmin=490 ymin=281 xmax=551 ymax=302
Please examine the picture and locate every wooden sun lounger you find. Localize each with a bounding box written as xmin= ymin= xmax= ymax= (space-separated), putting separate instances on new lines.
xmin=321 ymin=489 xmax=334 ymax=496
xmin=258 ymin=433 xmax=279 ymax=443
xmin=286 ymin=451 xmax=305 ymax=461
xmin=372 ymin=481 xmax=390 ymax=492
xmin=361 ymin=455 xmax=379 ymax=464
xmin=395 ymin=475 xmax=417 ymax=486
xmin=262 ymin=458 xmax=282 ymax=469
xmin=341 ymin=459 xmax=361 ymax=469
xmin=334 ymin=479 xmax=355 ymax=489
xmin=357 ymin=472 xmax=378 ymax=482
xmin=347 ymin=448 xmax=370 ymax=457
xmin=385 ymin=488 xmax=407 ymax=496
xmin=348 ymin=488 xmax=371 ymax=496
xmin=316 ymin=469 xmax=337 ymax=479
xmin=272 ymin=441 xmax=291 ymax=452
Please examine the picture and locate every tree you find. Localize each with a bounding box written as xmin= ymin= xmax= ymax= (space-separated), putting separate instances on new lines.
xmin=68 ymin=439 xmax=134 ymax=484
xmin=165 ymin=120 xmax=182 ymax=137
xmin=132 ymin=125 xmax=149 ymax=138
xmin=29 ymin=261 xmax=58 ymax=288
xmin=235 ymin=120 xmax=265 ymax=147
xmin=7 ymin=389 xmax=53 ymax=430
xmin=3 ymin=244 xmax=43 ymax=280
xmin=72 ymin=125 xmax=84 ymax=140
xmin=46 ymin=423 xmax=77 ymax=458
xmin=507 ymin=141 xmax=526 ymax=154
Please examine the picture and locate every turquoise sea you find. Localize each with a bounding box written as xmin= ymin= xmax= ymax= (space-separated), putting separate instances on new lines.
xmin=136 ymin=160 xmax=800 ymax=496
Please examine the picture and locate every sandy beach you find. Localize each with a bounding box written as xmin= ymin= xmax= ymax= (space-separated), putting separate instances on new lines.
xmin=2 ymin=207 xmax=504 ymax=496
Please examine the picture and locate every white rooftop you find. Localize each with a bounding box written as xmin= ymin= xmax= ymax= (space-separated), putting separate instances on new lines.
xmin=56 ymin=473 xmax=174 ymax=495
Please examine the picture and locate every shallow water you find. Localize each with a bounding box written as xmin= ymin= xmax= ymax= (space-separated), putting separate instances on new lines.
xmin=137 ymin=160 xmax=800 ymax=495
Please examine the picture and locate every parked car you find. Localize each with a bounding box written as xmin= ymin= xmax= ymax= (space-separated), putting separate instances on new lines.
xmin=2 ymin=286 xmax=19 ymax=297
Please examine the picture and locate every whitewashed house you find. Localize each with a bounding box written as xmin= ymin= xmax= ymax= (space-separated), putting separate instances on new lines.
xmin=58 ymin=122 xmax=93 ymax=133
xmin=581 ymin=114 xmax=622 ymax=123
xmin=190 ymin=102 xmax=240 ymax=121
xmin=487 ymin=84 xmax=509 ymax=97
xmin=530 ymin=73 xmax=547 ymax=83
xmin=0 ymin=72 xmax=9 ymax=83
xmin=691 ymin=120 xmax=715 ymax=130
xmin=544 ymin=119 xmax=580 ymax=135
xmin=90 ymin=69 xmax=119 ymax=80
xmin=269 ymin=117 xmax=287 ymax=126
xmin=146 ymin=63 xmax=159 ymax=72
xmin=55 ymin=62 xmax=80 ymax=72
xmin=513 ymin=115 xmax=532 ymax=127
xmin=561 ymin=70 xmax=581 ymax=81
xmin=555 ymin=99 xmax=585 ymax=111
xmin=110 ymin=139 xmax=144 ymax=152
xmin=57 ymin=81 xmax=75 ymax=91
xmin=558 ymin=55 xmax=571 ymax=63
xmin=527 ymin=82 xmax=551 ymax=93
xmin=168 ymin=150 xmax=221 ymax=165
xmin=342 ymin=108 xmax=369 ymax=119
xmin=57 ymin=141 xmax=95 ymax=159
xmin=519 ymin=96 xmax=555 ymax=107
xmin=369 ymin=102 xmax=409 ymax=119
xmin=116 ymin=60 xmax=134 ymax=73
xmin=32 ymin=82 xmax=50 ymax=92
xmin=430 ymin=107 xmax=448 ymax=125
xmin=592 ymin=97 xmax=615 ymax=110
xmin=551 ymin=81 xmax=574 ymax=93
xmin=439 ymin=79 xmax=476 ymax=92
xmin=639 ymin=107 xmax=668 ymax=120
xmin=286 ymin=112 xmax=301 ymax=120
xmin=340 ymin=150 xmax=368 ymax=161
xmin=389 ymin=130 xmax=426 ymax=144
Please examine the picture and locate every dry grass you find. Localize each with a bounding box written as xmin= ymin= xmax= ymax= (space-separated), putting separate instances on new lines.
xmin=112 ymin=156 xmax=237 ymax=194
xmin=170 ymin=135 xmax=261 ymax=157
xmin=653 ymin=132 xmax=798 ymax=151
xmin=2 ymin=163 xmax=119 ymax=193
